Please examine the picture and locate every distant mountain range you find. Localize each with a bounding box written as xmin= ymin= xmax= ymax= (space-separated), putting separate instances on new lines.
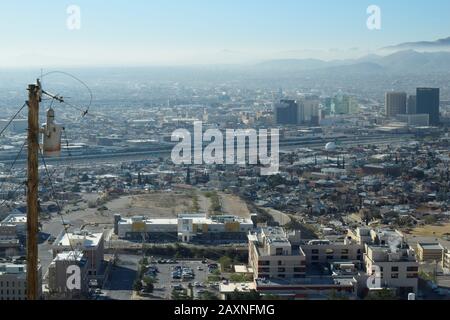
xmin=382 ymin=36 xmax=450 ymax=52
xmin=255 ymin=50 xmax=450 ymax=74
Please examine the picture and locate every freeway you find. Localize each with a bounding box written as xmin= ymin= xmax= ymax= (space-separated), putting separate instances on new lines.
xmin=0 ymin=134 xmax=415 ymax=166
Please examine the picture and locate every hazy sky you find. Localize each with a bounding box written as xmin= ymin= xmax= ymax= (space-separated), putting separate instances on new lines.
xmin=1 ymin=0 xmax=450 ymax=67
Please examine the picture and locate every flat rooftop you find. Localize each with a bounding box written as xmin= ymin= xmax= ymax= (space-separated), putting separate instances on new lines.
xmin=2 ymin=214 xmax=26 ymax=224
xmin=56 ymin=232 xmax=103 ymax=248
xmin=55 ymin=250 xmax=85 ymax=262
xmin=220 ymin=282 xmax=256 ymax=293
xmin=255 ymin=276 xmax=356 ymax=288
xmin=418 ymin=243 xmax=444 ymax=250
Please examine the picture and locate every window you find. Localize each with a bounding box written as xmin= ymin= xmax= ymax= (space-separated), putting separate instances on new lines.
xmin=407 ymin=274 xmax=418 ymax=279
xmin=341 ymin=256 xmax=349 ymax=260
xmin=277 ymin=261 xmax=283 ymax=266
xmin=259 ymin=261 xmax=270 ymax=266
xmin=312 ymin=249 xmax=319 ymax=254
xmin=278 ymin=268 xmax=286 ymax=273
xmin=391 ymin=266 xmax=399 ymax=272
xmin=341 ymin=249 xmax=349 ymax=255
xmin=407 ymin=267 xmax=418 ymax=272
xmin=312 ymin=256 xmax=319 ymax=261
xmin=326 ymin=256 xmax=334 ymax=260
xmin=294 ymin=267 xmax=304 ymax=273
xmin=276 ymin=248 xmax=283 ymax=256
xmin=391 ymin=274 xmax=399 ymax=279
xmin=278 ymin=274 xmax=286 ymax=278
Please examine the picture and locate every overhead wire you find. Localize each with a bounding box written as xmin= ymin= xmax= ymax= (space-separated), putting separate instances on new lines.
xmin=38 ymin=145 xmax=75 ymax=252
xmin=0 ymin=102 xmax=27 ymax=137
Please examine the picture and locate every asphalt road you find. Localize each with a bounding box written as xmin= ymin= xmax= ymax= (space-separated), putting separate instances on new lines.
xmin=102 ymin=254 xmax=139 ymax=300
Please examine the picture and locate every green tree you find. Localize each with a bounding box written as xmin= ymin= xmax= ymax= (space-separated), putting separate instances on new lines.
xmin=218 ymin=256 xmax=233 ymax=272
xmin=199 ymin=291 xmax=220 ymax=300
xmin=228 ymin=290 xmax=261 ymax=300
xmin=133 ymin=280 xmax=142 ymax=292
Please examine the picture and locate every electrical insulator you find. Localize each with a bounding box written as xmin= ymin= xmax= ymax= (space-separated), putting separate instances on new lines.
xmin=41 ymin=108 xmax=63 ymax=157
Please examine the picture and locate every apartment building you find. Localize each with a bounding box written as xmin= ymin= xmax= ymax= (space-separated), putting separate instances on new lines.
xmin=53 ymin=231 xmax=104 ymax=278
xmin=300 ymin=238 xmax=364 ymax=267
xmin=0 ymin=263 xmax=42 ymax=300
xmin=48 ymin=251 xmax=89 ymax=298
xmin=416 ymin=243 xmax=444 ymax=262
xmin=248 ymin=227 xmax=306 ymax=280
xmin=364 ymin=245 xmax=419 ymax=296
xmin=442 ymin=249 xmax=450 ymax=271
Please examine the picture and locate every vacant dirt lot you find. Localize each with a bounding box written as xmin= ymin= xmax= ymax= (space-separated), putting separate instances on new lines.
xmin=410 ymin=223 xmax=450 ymax=238
xmin=218 ymin=192 xmax=251 ymax=219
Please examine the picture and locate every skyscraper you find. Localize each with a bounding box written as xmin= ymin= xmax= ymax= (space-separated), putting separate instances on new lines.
xmin=407 ymin=95 xmax=417 ymax=114
xmin=416 ymin=88 xmax=440 ymax=125
xmin=274 ymin=100 xmax=298 ymax=125
xmin=385 ymin=92 xmax=407 ymax=117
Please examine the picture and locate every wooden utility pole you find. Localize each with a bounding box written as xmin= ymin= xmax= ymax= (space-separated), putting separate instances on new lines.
xmin=27 ymin=82 xmax=40 ymax=300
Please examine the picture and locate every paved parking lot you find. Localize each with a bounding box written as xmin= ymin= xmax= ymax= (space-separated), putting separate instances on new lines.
xmin=144 ymin=259 xmax=219 ymax=300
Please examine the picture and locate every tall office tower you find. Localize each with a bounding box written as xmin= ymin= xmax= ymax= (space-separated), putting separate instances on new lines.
xmin=334 ymin=94 xmax=349 ymax=115
xmin=274 ymin=99 xmax=298 ymax=125
xmin=302 ymin=96 xmax=320 ymax=125
xmin=385 ymin=92 xmax=407 ymax=117
xmin=416 ymin=88 xmax=440 ymax=125
xmin=407 ymin=95 xmax=417 ymax=114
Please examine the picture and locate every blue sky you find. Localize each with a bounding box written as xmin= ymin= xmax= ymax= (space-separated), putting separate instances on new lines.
xmin=1 ymin=0 xmax=450 ymax=66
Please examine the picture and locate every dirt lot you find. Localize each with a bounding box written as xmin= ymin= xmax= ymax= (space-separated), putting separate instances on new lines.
xmin=63 ymin=188 xmax=251 ymax=226
xmin=409 ymin=223 xmax=450 ymax=238
xmin=218 ymin=192 xmax=251 ymax=219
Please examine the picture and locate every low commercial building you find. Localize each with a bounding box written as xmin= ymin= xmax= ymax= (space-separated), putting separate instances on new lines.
xmin=117 ymin=214 xmax=254 ymax=243
xmin=0 ymin=224 xmax=20 ymax=257
xmin=48 ymin=251 xmax=89 ymax=299
xmin=254 ymin=277 xmax=358 ymax=300
xmin=416 ymin=243 xmax=444 ymax=262
xmin=219 ymin=282 xmax=257 ymax=300
xmin=1 ymin=213 xmax=27 ymax=236
xmin=53 ymin=231 xmax=104 ymax=278
xmin=0 ymin=263 xmax=42 ymax=300
xmin=364 ymin=244 xmax=419 ymax=296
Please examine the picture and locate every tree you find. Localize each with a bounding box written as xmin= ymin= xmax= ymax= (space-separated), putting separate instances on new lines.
xmin=142 ymin=279 xmax=154 ymax=293
xmin=365 ymin=289 xmax=398 ymax=300
xmin=424 ymin=215 xmax=438 ymax=225
xmin=198 ymin=291 xmax=220 ymax=300
xmin=133 ymin=280 xmax=142 ymax=292
xmin=218 ymin=256 xmax=233 ymax=272
xmin=228 ymin=290 xmax=261 ymax=300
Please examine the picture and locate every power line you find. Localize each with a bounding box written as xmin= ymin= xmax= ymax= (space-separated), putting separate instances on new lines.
xmin=0 ymin=102 xmax=27 ymax=137
xmin=0 ymin=181 xmax=26 ymax=208
xmin=0 ymin=139 xmax=27 ymax=195
xmin=39 ymin=70 xmax=93 ymax=117
xmin=38 ymin=146 xmax=75 ymax=253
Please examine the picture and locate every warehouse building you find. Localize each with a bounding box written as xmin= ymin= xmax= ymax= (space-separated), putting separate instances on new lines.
xmin=116 ymin=213 xmax=254 ymax=243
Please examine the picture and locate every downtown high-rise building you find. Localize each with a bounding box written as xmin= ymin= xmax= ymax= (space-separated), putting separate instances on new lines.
xmin=274 ymin=100 xmax=298 ymax=125
xmin=407 ymin=95 xmax=417 ymax=114
xmin=385 ymin=92 xmax=407 ymax=117
xmin=416 ymin=88 xmax=440 ymax=125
